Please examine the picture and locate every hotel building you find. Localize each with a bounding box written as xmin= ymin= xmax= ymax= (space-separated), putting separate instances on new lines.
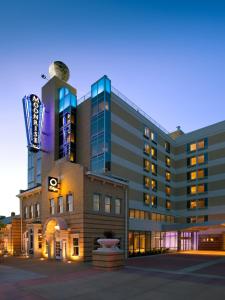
xmin=17 ymin=62 xmax=225 ymax=261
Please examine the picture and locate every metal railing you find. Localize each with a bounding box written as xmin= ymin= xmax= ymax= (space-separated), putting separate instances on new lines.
xmin=77 ymin=86 xmax=170 ymax=135
xmin=111 ymin=86 xmax=170 ymax=135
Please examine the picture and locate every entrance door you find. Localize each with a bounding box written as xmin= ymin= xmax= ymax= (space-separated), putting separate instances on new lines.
xmin=55 ymin=241 xmax=62 ymax=259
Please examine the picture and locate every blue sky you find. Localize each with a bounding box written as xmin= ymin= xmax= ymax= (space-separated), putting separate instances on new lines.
xmin=1 ymin=0 xmax=225 ymax=216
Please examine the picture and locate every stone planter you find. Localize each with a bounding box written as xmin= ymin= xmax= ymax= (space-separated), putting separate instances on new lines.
xmin=92 ymin=238 xmax=125 ymax=270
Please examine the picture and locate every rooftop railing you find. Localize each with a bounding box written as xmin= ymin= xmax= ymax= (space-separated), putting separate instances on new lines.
xmin=111 ymin=86 xmax=170 ymax=135
xmin=78 ymin=86 xmax=170 ymax=135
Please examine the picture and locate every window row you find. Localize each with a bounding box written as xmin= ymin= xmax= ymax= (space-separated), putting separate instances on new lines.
xmin=187 ymin=169 xmax=208 ymax=181
xmin=187 ymin=198 xmax=208 ymax=209
xmin=187 ymin=153 xmax=208 ymax=167
xmin=93 ymin=194 xmax=121 ymax=215
xmin=49 ymin=194 xmax=73 ymax=215
xmin=143 ymin=145 xmax=157 ymax=160
xmin=24 ymin=203 xmax=40 ymax=219
xmin=187 ymin=138 xmax=207 ymax=153
xmin=129 ymin=209 xmax=175 ymax=223
xmin=144 ymin=127 xmax=171 ymax=154
xmin=187 ymin=215 xmax=208 ymax=223
xmin=187 ymin=183 xmax=207 ymax=195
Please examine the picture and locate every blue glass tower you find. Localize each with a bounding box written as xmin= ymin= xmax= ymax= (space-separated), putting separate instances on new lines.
xmin=90 ymin=75 xmax=111 ymax=173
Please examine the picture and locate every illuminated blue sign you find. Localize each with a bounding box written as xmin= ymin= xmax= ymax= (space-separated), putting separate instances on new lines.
xmin=23 ymin=94 xmax=44 ymax=152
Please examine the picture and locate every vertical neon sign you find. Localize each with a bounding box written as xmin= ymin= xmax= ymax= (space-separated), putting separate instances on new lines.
xmin=23 ymin=94 xmax=45 ymax=152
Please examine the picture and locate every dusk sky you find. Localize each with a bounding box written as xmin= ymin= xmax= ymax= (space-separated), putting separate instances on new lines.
xmin=1 ymin=0 xmax=225 ymax=216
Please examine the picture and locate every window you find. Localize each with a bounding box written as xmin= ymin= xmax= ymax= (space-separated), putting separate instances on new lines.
xmin=30 ymin=205 xmax=34 ymax=218
xmin=24 ymin=206 xmax=29 ymax=219
xmin=57 ymin=196 xmax=63 ymax=213
xmin=115 ymin=199 xmax=121 ymax=215
xmin=166 ymin=185 xmax=171 ymax=196
xmin=151 ymin=131 xmax=157 ymax=144
xmin=135 ymin=209 xmax=140 ymax=219
xmin=165 ymin=171 xmax=171 ymax=181
xmin=166 ymin=200 xmax=171 ymax=210
xmin=93 ymin=194 xmax=100 ymax=211
xmin=151 ymin=147 xmax=157 ymax=160
xmin=38 ymin=229 xmax=42 ymax=249
xmin=165 ymin=142 xmax=170 ymax=153
xmin=188 ymin=169 xmax=207 ymax=180
xmin=188 ymin=154 xmax=207 ymax=167
xmin=198 ymin=140 xmax=205 ymax=150
xmin=151 ymin=163 xmax=157 ymax=175
xmin=50 ymin=199 xmax=55 ymax=215
xmin=188 ymin=139 xmax=207 ymax=152
xmin=72 ymin=236 xmax=79 ymax=256
xmin=144 ymin=176 xmax=150 ymax=188
xmin=144 ymin=159 xmax=150 ymax=172
xmin=129 ymin=209 xmax=135 ymax=219
xmin=165 ymin=156 xmax=171 ymax=167
xmin=188 ymin=184 xmax=207 ymax=195
xmin=104 ymin=196 xmax=111 ymax=213
xmin=66 ymin=194 xmax=73 ymax=212
xmin=151 ymin=195 xmax=157 ymax=207
xmin=198 ymin=154 xmax=205 ymax=164
xmin=144 ymin=193 xmax=150 ymax=205
xmin=188 ymin=198 xmax=208 ymax=209
xmin=190 ymin=143 xmax=197 ymax=152
xmin=35 ymin=203 xmax=40 ymax=218
xmin=151 ymin=179 xmax=157 ymax=191
xmin=144 ymin=127 xmax=150 ymax=139
xmin=144 ymin=143 xmax=150 ymax=155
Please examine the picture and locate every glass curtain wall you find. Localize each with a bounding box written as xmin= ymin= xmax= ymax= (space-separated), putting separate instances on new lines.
xmin=90 ymin=76 xmax=111 ymax=173
xmin=58 ymin=87 xmax=77 ymax=162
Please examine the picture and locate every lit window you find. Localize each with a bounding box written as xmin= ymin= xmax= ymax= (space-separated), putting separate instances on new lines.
xmin=66 ymin=194 xmax=73 ymax=212
xmin=144 ymin=193 xmax=150 ymax=205
xmin=50 ymin=199 xmax=55 ymax=215
xmin=151 ymin=163 xmax=157 ymax=175
xmin=190 ymin=186 xmax=197 ymax=194
xmin=151 ymin=195 xmax=157 ymax=207
xmin=166 ymin=200 xmax=171 ymax=210
xmin=165 ymin=171 xmax=171 ymax=181
xmin=144 ymin=176 xmax=150 ymax=188
xmin=190 ymin=143 xmax=197 ymax=152
xmin=93 ymin=194 xmax=100 ymax=212
xmin=151 ymin=179 xmax=157 ymax=191
xmin=140 ymin=211 xmax=145 ymax=219
xmin=104 ymin=196 xmax=111 ymax=213
xmin=190 ymin=157 xmax=197 ymax=166
xmin=38 ymin=229 xmax=42 ymax=249
xmin=198 ymin=140 xmax=205 ymax=150
xmin=166 ymin=186 xmax=171 ymax=196
xmin=188 ymin=169 xmax=206 ymax=180
xmin=72 ymin=236 xmax=79 ymax=256
xmin=190 ymin=200 xmax=197 ymax=209
xmin=198 ymin=155 xmax=205 ymax=164
xmin=190 ymin=171 xmax=197 ymax=180
xmin=58 ymin=196 xmax=63 ymax=214
xmin=165 ymin=142 xmax=170 ymax=153
xmin=198 ymin=184 xmax=205 ymax=193
xmin=144 ymin=127 xmax=150 ymax=139
xmin=151 ymin=131 xmax=157 ymax=144
xmin=151 ymin=147 xmax=157 ymax=160
xmin=135 ymin=209 xmax=140 ymax=219
xmin=198 ymin=199 xmax=207 ymax=208
xmin=144 ymin=143 xmax=150 ymax=155
xmin=165 ymin=156 xmax=171 ymax=167
xmin=115 ymin=199 xmax=121 ymax=215
xmin=144 ymin=159 xmax=151 ymax=172
xmin=129 ymin=209 xmax=135 ymax=219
